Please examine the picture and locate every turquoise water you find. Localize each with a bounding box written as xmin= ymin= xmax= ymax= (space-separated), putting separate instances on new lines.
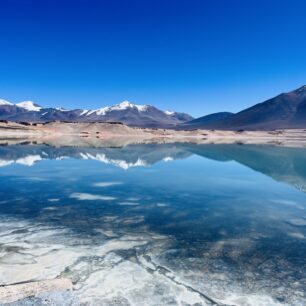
xmin=0 ymin=143 xmax=305 ymax=305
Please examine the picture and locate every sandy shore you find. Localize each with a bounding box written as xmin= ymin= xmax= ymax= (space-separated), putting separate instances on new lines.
xmin=0 ymin=121 xmax=306 ymax=147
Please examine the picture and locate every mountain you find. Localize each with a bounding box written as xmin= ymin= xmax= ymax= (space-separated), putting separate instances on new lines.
xmin=0 ymin=99 xmax=13 ymax=106
xmin=2 ymin=85 xmax=306 ymax=130
xmin=219 ymin=85 xmax=306 ymax=130
xmin=164 ymin=110 xmax=193 ymax=122
xmin=76 ymin=101 xmax=193 ymax=127
xmin=178 ymin=112 xmax=233 ymax=129
xmin=0 ymin=100 xmax=193 ymax=127
xmin=181 ymin=85 xmax=306 ymax=130
xmin=15 ymin=101 xmax=42 ymax=111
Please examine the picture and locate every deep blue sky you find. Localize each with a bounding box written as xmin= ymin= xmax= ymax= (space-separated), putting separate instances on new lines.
xmin=0 ymin=0 xmax=306 ymax=116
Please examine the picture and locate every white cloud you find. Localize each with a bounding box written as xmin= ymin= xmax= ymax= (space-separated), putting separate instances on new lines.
xmin=94 ymin=182 xmax=123 ymax=187
xmin=156 ymin=203 xmax=167 ymax=207
xmin=70 ymin=193 xmax=116 ymax=201
xmin=127 ymin=197 xmax=140 ymax=201
xmin=288 ymin=232 xmax=305 ymax=239
xmin=118 ymin=202 xmax=139 ymax=206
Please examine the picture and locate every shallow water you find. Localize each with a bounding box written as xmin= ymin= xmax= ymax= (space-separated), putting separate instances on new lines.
xmin=0 ymin=143 xmax=305 ymax=305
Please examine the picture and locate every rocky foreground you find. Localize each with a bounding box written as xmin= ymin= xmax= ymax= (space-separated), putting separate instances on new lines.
xmin=0 ymin=121 xmax=306 ymax=147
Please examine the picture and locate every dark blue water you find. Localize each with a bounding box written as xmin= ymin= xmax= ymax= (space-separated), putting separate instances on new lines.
xmin=0 ymin=143 xmax=305 ymax=305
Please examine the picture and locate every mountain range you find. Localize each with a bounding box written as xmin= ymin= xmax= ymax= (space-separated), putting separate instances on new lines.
xmin=0 ymin=85 xmax=305 ymax=129
xmin=0 ymin=99 xmax=193 ymax=128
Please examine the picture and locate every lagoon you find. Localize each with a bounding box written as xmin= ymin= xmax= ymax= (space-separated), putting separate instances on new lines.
xmin=0 ymin=142 xmax=305 ymax=305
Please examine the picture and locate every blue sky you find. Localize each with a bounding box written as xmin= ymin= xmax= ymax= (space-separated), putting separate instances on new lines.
xmin=0 ymin=0 xmax=306 ymax=117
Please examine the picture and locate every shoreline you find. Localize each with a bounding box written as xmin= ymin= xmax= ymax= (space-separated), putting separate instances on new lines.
xmin=0 ymin=121 xmax=306 ymax=147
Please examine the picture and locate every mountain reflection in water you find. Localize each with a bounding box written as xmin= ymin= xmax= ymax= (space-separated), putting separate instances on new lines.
xmin=0 ymin=142 xmax=305 ymax=306
xmin=1 ymin=142 xmax=306 ymax=191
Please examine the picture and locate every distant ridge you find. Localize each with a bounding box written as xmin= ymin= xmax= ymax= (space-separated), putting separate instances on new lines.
xmin=178 ymin=112 xmax=234 ymax=129
xmin=179 ymin=85 xmax=306 ymax=130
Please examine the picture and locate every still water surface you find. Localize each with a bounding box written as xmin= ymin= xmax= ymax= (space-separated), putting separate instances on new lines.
xmin=0 ymin=143 xmax=305 ymax=305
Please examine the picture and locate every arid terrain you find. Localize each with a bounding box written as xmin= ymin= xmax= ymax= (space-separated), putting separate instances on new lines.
xmin=1 ymin=121 xmax=306 ymax=147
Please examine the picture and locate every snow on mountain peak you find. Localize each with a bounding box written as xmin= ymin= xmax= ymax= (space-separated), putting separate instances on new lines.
xmin=113 ymin=101 xmax=150 ymax=112
xmin=165 ymin=110 xmax=174 ymax=115
xmin=55 ymin=107 xmax=68 ymax=111
xmin=0 ymin=99 xmax=13 ymax=106
xmin=16 ymin=101 xmax=42 ymax=112
xmin=86 ymin=100 xmax=151 ymax=116
xmin=135 ymin=104 xmax=150 ymax=111
xmin=118 ymin=100 xmax=134 ymax=108
xmin=165 ymin=110 xmax=175 ymax=115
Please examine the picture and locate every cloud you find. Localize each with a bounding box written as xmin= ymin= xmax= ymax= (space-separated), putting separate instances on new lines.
xmin=127 ymin=197 xmax=140 ymax=201
xmin=70 ymin=193 xmax=116 ymax=201
xmin=94 ymin=182 xmax=123 ymax=187
xmin=26 ymin=177 xmax=49 ymax=181
xmin=118 ymin=202 xmax=139 ymax=206
xmin=288 ymin=232 xmax=305 ymax=239
xmin=156 ymin=203 xmax=167 ymax=207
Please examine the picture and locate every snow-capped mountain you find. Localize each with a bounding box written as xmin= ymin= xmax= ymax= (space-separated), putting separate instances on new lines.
xmin=75 ymin=101 xmax=193 ymax=126
xmin=15 ymin=101 xmax=42 ymax=112
xmin=0 ymin=99 xmax=193 ymax=127
xmin=0 ymin=99 xmax=13 ymax=106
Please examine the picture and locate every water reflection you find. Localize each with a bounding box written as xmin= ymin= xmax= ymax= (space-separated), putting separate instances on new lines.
xmin=0 ymin=142 xmax=305 ymax=305
xmin=1 ymin=142 xmax=306 ymax=191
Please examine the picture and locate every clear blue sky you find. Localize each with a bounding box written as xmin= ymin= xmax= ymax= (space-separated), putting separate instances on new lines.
xmin=0 ymin=0 xmax=306 ymax=117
